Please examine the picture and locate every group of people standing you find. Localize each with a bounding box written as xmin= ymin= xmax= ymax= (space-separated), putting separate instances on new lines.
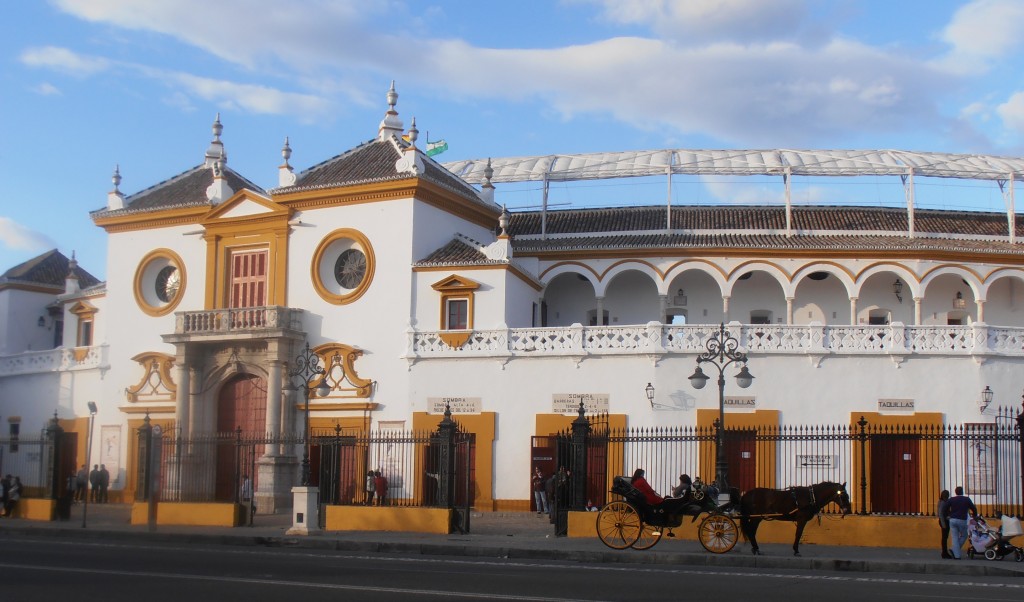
xmin=0 ymin=474 xmax=21 ymax=518
xmin=72 ymin=464 xmax=110 ymax=503
xmin=532 ymin=466 xmax=570 ymax=516
xmin=364 ymin=470 xmax=388 ymax=505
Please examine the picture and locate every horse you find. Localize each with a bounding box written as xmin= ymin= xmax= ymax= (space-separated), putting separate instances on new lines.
xmin=738 ymin=481 xmax=852 ymax=556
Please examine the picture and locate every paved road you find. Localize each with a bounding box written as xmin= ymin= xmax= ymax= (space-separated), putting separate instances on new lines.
xmin=3 ymin=503 xmax=1023 ymax=581
xmin=4 ymin=533 xmax=1024 ymax=602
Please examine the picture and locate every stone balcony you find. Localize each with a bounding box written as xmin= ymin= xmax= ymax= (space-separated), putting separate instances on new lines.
xmin=164 ymin=306 xmax=305 ymax=344
xmin=405 ymin=322 xmax=1024 ymax=366
xmin=0 ymin=344 xmax=110 ymax=377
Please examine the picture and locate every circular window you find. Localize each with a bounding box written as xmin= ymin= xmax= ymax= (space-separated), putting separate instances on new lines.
xmin=134 ymin=249 xmax=186 ymax=316
xmin=334 ymin=249 xmax=367 ymax=290
xmin=312 ymin=229 xmax=375 ymax=305
xmin=155 ymin=266 xmax=181 ymax=302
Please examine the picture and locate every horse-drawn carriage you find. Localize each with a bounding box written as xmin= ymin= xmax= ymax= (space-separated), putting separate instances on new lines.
xmin=595 ymin=476 xmax=739 ymax=553
xmin=597 ymin=476 xmax=852 ymax=556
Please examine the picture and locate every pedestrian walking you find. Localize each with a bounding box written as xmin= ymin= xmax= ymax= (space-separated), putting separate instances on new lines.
xmin=4 ymin=477 xmax=20 ymax=518
xmin=0 ymin=475 xmax=9 ymax=517
xmin=937 ymin=489 xmax=952 ymax=559
xmin=98 ymin=464 xmax=110 ymax=503
xmin=532 ymin=467 xmax=548 ymax=515
xmin=75 ymin=465 xmax=88 ymax=502
xmin=365 ymin=470 xmax=375 ymax=505
xmin=89 ymin=464 xmax=100 ymax=502
xmin=945 ymin=485 xmax=977 ymax=559
xmin=373 ymin=471 xmax=388 ymax=506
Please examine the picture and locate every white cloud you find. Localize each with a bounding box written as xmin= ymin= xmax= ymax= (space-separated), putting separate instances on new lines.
xmin=996 ymin=92 xmax=1024 ymax=135
xmin=32 ymin=83 xmax=62 ymax=96
xmin=168 ymin=72 xmax=331 ymax=118
xmin=20 ymin=46 xmax=110 ymax=76
xmin=584 ymin=0 xmax=809 ymax=45
xmin=937 ymin=0 xmax=1024 ymax=74
xmin=0 ymin=217 xmax=57 ymax=252
xmin=45 ymin=0 xmax=953 ymax=147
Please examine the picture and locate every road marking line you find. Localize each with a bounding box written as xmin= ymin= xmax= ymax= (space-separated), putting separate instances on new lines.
xmin=0 ymin=562 xmax=607 ymax=602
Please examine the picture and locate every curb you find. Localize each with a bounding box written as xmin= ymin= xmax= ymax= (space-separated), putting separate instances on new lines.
xmin=3 ymin=525 xmax=1022 ymax=579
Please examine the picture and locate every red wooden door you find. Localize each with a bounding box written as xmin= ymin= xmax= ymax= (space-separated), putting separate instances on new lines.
xmin=870 ymin=435 xmax=920 ymax=513
xmin=229 ymin=249 xmax=268 ymax=327
xmin=725 ymin=429 xmax=756 ymax=494
xmin=215 ymin=374 xmax=267 ymax=501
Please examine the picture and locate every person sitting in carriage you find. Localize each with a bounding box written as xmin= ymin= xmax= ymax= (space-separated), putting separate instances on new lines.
xmin=671 ymin=474 xmax=693 ymax=500
xmin=630 ymin=468 xmax=664 ymax=505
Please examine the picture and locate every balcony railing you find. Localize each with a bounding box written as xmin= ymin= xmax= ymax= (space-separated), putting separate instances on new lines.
xmin=406 ymin=322 xmax=1024 ymax=361
xmin=174 ymin=306 xmax=304 ymax=336
xmin=0 ymin=344 xmax=110 ymax=377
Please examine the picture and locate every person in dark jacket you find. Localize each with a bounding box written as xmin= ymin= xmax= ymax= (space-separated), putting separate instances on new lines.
xmin=937 ymin=489 xmax=952 ymax=559
xmin=945 ymin=485 xmax=977 ymax=559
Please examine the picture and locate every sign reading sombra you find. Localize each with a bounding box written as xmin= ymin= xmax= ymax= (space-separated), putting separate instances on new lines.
xmin=428 ymin=397 xmax=482 ymax=414
xmin=552 ymin=393 xmax=609 ymax=414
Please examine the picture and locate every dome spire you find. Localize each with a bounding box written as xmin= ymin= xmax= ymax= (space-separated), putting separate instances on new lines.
xmin=204 ymin=113 xmax=227 ymax=167
xmin=378 ymin=80 xmax=404 ymax=141
xmin=278 ymin=136 xmax=297 ymax=187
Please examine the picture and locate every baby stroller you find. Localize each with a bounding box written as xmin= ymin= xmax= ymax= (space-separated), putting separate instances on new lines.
xmin=965 ymin=515 xmax=1024 ymax=562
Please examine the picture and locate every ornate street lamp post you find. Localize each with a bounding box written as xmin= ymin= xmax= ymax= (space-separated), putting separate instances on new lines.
xmin=688 ymin=323 xmax=754 ymax=492
xmin=287 ymin=342 xmax=330 ymax=487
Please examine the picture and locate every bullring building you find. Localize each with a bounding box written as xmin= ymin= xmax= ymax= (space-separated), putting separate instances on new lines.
xmin=2 ymin=84 xmax=1023 ymax=516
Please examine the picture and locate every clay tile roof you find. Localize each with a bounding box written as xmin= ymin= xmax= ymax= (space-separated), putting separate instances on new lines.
xmin=0 ymin=249 xmax=100 ymax=290
xmin=506 ymin=205 xmax=1024 ymax=255
xmin=273 ymin=137 xmax=486 ymax=204
xmin=416 ymin=238 xmax=497 ymax=266
xmin=90 ymin=164 xmax=264 ymax=218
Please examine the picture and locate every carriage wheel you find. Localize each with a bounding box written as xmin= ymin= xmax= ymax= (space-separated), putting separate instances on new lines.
xmin=596 ymin=501 xmax=643 ymax=550
xmin=630 ymin=523 xmax=664 ymax=550
xmin=698 ymin=512 xmax=738 ymax=554
xmin=984 ymin=548 xmax=998 ymax=561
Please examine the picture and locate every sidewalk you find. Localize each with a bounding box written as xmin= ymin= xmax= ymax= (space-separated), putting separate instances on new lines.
xmin=3 ymin=503 xmax=1022 ymax=578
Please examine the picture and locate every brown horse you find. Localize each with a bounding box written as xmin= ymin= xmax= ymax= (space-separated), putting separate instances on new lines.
xmin=739 ymin=481 xmax=852 ymax=556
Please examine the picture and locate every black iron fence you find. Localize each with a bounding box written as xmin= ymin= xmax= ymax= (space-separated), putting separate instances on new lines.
xmin=132 ymin=408 xmax=474 ymax=530
xmin=0 ymin=436 xmax=51 ymax=495
xmin=560 ymin=405 xmax=1024 ymax=519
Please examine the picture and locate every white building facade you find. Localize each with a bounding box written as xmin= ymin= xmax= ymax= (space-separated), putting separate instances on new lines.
xmin=3 ymin=86 xmax=1024 ymax=512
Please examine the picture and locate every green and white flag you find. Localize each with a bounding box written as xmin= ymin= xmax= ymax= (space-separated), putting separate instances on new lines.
xmin=426 ymin=139 xmax=448 ymax=157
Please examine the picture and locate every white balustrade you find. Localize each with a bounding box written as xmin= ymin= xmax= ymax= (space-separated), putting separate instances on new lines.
xmin=405 ymin=324 xmax=1024 ymax=361
xmin=0 ymin=344 xmax=109 ymax=376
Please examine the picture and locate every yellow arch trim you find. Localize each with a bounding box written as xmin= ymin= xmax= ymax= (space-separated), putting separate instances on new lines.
xmin=133 ymin=248 xmax=187 ymax=317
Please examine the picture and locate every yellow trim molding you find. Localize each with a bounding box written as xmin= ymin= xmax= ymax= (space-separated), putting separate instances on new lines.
xmin=202 ymin=191 xmax=292 ymax=310
xmin=312 ymin=343 xmax=374 ymax=398
xmin=125 ymin=352 xmax=177 ymax=402
xmin=133 ymin=248 xmax=187 ymax=317
xmin=310 ymin=229 xmax=376 ymax=305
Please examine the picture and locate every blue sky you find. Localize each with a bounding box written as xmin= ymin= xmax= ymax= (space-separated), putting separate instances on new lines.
xmin=4 ymin=0 xmax=1024 ymax=279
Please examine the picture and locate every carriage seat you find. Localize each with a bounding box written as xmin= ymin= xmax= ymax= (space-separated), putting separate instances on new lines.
xmin=611 ymin=476 xmax=646 ymax=506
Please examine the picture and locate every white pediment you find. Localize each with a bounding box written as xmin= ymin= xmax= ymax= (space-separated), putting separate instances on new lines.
xmin=219 ymin=199 xmax=274 ymax=218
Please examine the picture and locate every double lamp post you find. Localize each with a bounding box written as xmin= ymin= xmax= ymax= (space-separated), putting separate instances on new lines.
xmin=686 ymin=323 xmax=754 ymax=493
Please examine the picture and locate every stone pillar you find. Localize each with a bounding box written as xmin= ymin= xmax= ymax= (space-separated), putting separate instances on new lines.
xmin=658 ymin=294 xmax=668 ymax=322
xmin=913 ymin=297 xmax=922 ymax=325
xmin=785 ymin=297 xmax=794 ymax=325
xmin=595 ymin=296 xmax=605 ymax=325
xmin=173 ymin=348 xmax=190 ymax=438
xmin=266 ymin=360 xmax=283 ymax=449
xmin=849 ymin=297 xmax=858 ymax=325
xmin=722 ymin=296 xmax=730 ymax=322
xmin=977 ymin=299 xmax=986 ymax=323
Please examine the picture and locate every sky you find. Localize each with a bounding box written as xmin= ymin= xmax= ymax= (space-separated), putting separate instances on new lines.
xmin=4 ymin=0 xmax=1024 ymax=280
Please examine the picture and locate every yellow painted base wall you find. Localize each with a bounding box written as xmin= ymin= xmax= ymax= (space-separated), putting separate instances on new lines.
xmin=15 ymin=499 xmax=55 ymax=521
xmin=131 ymin=502 xmax=243 ymax=527
xmin=325 ymin=505 xmax=451 ymax=534
xmin=570 ymin=512 xmax=1008 ymax=550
